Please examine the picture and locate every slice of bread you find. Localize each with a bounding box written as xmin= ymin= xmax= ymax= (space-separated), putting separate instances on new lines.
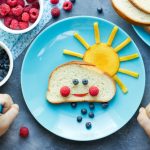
xmin=112 ymin=0 xmax=150 ymax=26
xmin=129 ymin=0 xmax=150 ymax=14
xmin=144 ymin=26 xmax=150 ymax=34
xmin=46 ymin=61 xmax=116 ymax=104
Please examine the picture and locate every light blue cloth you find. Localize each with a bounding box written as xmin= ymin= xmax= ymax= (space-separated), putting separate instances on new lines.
xmin=0 ymin=0 xmax=64 ymax=60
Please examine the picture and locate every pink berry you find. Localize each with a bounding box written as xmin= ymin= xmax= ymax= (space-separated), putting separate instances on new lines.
xmin=19 ymin=21 xmax=29 ymax=29
xmin=4 ymin=16 xmax=13 ymax=27
xmin=51 ymin=7 xmax=60 ymax=18
xmin=0 ymin=0 xmax=6 ymax=5
xmin=23 ymin=5 xmax=32 ymax=12
xmin=29 ymin=8 xmax=39 ymax=20
xmin=63 ymin=1 xmax=73 ymax=11
xmin=60 ymin=86 xmax=70 ymax=97
xmin=50 ymin=0 xmax=59 ymax=4
xmin=16 ymin=15 xmax=22 ymax=21
xmin=29 ymin=18 xmax=36 ymax=23
xmin=17 ymin=0 xmax=25 ymax=7
xmin=12 ymin=5 xmax=23 ymax=16
xmin=0 ymin=3 xmax=10 ymax=16
xmin=26 ymin=0 xmax=36 ymax=3
xmin=8 ymin=8 xmax=13 ymax=15
xmin=7 ymin=0 xmax=17 ymax=7
xmin=19 ymin=127 xmax=29 ymax=138
xmin=22 ymin=12 xmax=30 ymax=22
xmin=89 ymin=86 xmax=99 ymax=96
xmin=10 ymin=19 xmax=18 ymax=29
xmin=32 ymin=2 xmax=40 ymax=9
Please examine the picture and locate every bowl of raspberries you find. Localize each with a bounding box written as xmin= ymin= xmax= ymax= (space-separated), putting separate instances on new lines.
xmin=0 ymin=0 xmax=43 ymax=34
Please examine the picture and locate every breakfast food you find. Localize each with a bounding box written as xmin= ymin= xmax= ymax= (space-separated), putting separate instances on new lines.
xmin=129 ymin=0 xmax=150 ymax=14
xmin=112 ymin=0 xmax=150 ymax=26
xmin=46 ymin=61 xmax=116 ymax=104
xmin=0 ymin=0 xmax=40 ymax=30
xmin=144 ymin=26 xmax=150 ymax=34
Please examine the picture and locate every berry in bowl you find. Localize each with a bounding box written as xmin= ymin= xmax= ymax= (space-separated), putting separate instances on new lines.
xmin=0 ymin=0 xmax=43 ymax=34
xmin=0 ymin=42 xmax=13 ymax=86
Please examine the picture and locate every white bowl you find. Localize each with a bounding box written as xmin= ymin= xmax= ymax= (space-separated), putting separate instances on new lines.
xmin=0 ymin=42 xmax=13 ymax=86
xmin=0 ymin=0 xmax=43 ymax=34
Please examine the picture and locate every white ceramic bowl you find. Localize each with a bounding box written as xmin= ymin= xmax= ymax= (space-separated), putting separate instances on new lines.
xmin=0 ymin=42 xmax=13 ymax=86
xmin=0 ymin=0 xmax=43 ymax=34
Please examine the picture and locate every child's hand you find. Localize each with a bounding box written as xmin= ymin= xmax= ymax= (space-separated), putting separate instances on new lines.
xmin=0 ymin=94 xmax=19 ymax=136
xmin=137 ymin=103 xmax=150 ymax=137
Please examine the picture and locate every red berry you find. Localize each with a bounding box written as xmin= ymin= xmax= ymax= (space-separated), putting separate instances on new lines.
xmin=16 ymin=15 xmax=22 ymax=21
xmin=89 ymin=86 xmax=99 ymax=96
xmin=12 ymin=5 xmax=23 ymax=16
xmin=0 ymin=0 xmax=7 ymax=5
xmin=19 ymin=127 xmax=29 ymax=138
xmin=4 ymin=16 xmax=13 ymax=27
xmin=7 ymin=0 xmax=17 ymax=7
xmin=23 ymin=5 xmax=32 ymax=12
xmin=10 ymin=19 xmax=18 ymax=29
xmin=32 ymin=2 xmax=40 ymax=9
xmin=60 ymin=86 xmax=70 ymax=97
xmin=63 ymin=1 xmax=72 ymax=11
xmin=0 ymin=3 xmax=10 ymax=16
xmin=29 ymin=8 xmax=39 ymax=20
xmin=19 ymin=21 xmax=29 ymax=29
xmin=51 ymin=7 xmax=60 ymax=18
xmin=50 ymin=0 xmax=59 ymax=4
xmin=17 ymin=0 xmax=25 ymax=7
xmin=26 ymin=0 xmax=36 ymax=3
xmin=22 ymin=12 xmax=30 ymax=21
xmin=8 ymin=8 xmax=13 ymax=15
xmin=29 ymin=18 xmax=36 ymax=23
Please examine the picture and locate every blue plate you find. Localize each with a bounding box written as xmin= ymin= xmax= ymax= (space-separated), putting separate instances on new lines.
xmin=133 ymin=25 xmax=150 ymax=46
xmin=21 ymin=16 xmax=145 ymax=141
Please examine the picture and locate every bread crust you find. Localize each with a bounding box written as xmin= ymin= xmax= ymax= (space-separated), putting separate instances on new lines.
xmin=112 ymin=0 xmax=150 ymax=26
xmin=129 ymin=0 xmax=150 ymax=14
xmin=47 ymin=61 xmax=116 ymax=104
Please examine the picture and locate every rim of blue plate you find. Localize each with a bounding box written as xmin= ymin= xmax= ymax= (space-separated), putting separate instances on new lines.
xmin=132 ymin=25 xmax=150 ymax=47
xmin=21 ymin=16 xmax=146 ymax=141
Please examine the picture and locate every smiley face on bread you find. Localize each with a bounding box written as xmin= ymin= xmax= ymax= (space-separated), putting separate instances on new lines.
xmin=46 ymin=61 xmax=116 ymax=104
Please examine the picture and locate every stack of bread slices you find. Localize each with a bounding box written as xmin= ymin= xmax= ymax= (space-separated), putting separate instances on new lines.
xmin=112 ymin=0 xmax=150 ymax=33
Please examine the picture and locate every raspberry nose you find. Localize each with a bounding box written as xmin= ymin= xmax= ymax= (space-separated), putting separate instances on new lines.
xmin=60 ymin=86 xmax=70 ymax=97
xmin=89 ymin=86 xmax=99 ymax=96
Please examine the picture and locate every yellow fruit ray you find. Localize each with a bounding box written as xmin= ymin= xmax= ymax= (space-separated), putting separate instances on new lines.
xmin=94 ymin=22 xmax=100 ymax=44
xmin=74 ymin=32 xmax=90 ymax=49
xmin=63 ymin=49 xmax=83 ymax=58
xmin=114 ymin=37 xmax=131 ymax=52
xmin=118 ymin=68 xmax=139 ymax=78
xmin=113 ymin=75 xmax=128 ymax=94
xmin=107 ymin=26 xmax=118 ymax=46
xmin=119 ymin=53 xmax=139 ymax=62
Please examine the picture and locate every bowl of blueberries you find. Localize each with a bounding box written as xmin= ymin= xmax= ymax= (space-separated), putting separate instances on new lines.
xmin=0 ymin=41 xmax=13 ymax=86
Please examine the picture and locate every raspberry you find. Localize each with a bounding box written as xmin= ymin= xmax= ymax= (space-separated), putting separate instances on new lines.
xmin=63 ymin=1 xmax=72 ymax=11
xmin=10 ymin=19 xmax=18 ymax=29
xmin=29 ymin=8 xmax=39 ymax=20
xmin=8 ymin=8 xmax=13 ymax=15
xmin=4 ymin=16 xmax=13 ymax=27
xmin=29 ymin=18 xmax=36 ymax=23
xmin=19 ymin=127 xmax=29 ymax=138
xmin=7 ymin=0 xmax=17 ymax=7
xmin=60 ymin=86 xmax=70 ymax=97
xmin=0 ymin=3 xmax=10 ymax=16
xmin=17 ymin=0 xmax=25 ymax=7
xmin=22 ymin=12 xmax=30 ymax=21
xmin=89 ymin=86 xmax=99 ymax=96
xmin=12 ymin=5 xmax=23 ymax=16
xmin=51 ymin=7 xmax=60 ymax=18
xmin=16 ymin=15 xmax=22 ymax=21
xmin=32 ymin=2 xmax=40 ymax=9
xmin=50 ymin=0 xmax=59 ymax=4
xmin=0 ymin=0 xmax=6 ymax=5
xmin=23 ymin=5 xmax=31 ymax=12
xmin=19 ymin=21 xmax=29 ymax=29
xmin=26 ymin=0 xmax=36 ymax=3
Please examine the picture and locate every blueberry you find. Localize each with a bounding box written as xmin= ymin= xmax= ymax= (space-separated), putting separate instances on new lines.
xmin=73 ymin=79 xmax=79 ymax=85
xmin=0 ymin=76 xmax=3 ymax=81
xmin=4 ymin=64 xmax=9 ymax=71
xmin=89 ymin=103 xmax=95 ymax=110
xmin=77 ymin=116 xmax=82 ymax=122
xmin=97 ymin=7 xmax=103 ymax=13
xmin=86 ymin=122 xmax=92 ymax=129
xmin=0 ymin=69 xmax=4 ymax=77
xmin=88 ymin=112 xmax=94 ymax=118
xmin=71 ymin=102 xmax=77 ymax=108
xmin=82 ymin=79 xmax=88 ymax=85
xmin=3 ymin=70 xmax=8 ymax=77
xmin=70 ymin=0 xmax=76 ymax=3
xmin=101 ymin=102 xmax=109 ymax=108
xmin=81 ymin=108 xmax=87 ymax=115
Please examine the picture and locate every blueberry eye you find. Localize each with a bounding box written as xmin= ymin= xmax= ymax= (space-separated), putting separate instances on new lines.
xmin=73 ymin=79 xmax=79 ymax=85
xmin=82 ymin=79 xmax=88 ymax=85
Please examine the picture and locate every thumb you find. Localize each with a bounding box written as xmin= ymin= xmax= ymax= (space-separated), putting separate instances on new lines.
xmin=3 ymin=104 xmax=19 ymax=126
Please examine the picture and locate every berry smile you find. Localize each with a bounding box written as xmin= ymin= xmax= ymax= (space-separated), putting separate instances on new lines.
xmin=72 ymin=93 xmax=88 ymax=97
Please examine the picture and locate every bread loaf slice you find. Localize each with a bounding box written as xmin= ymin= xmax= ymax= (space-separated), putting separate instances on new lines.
xmin=129 ymin=0 xmax=150 ymax=14
xmin=46 ymin=61 xmax=116 ymax=104
xmin=112 ymin=0 xmax=150 ymax=26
